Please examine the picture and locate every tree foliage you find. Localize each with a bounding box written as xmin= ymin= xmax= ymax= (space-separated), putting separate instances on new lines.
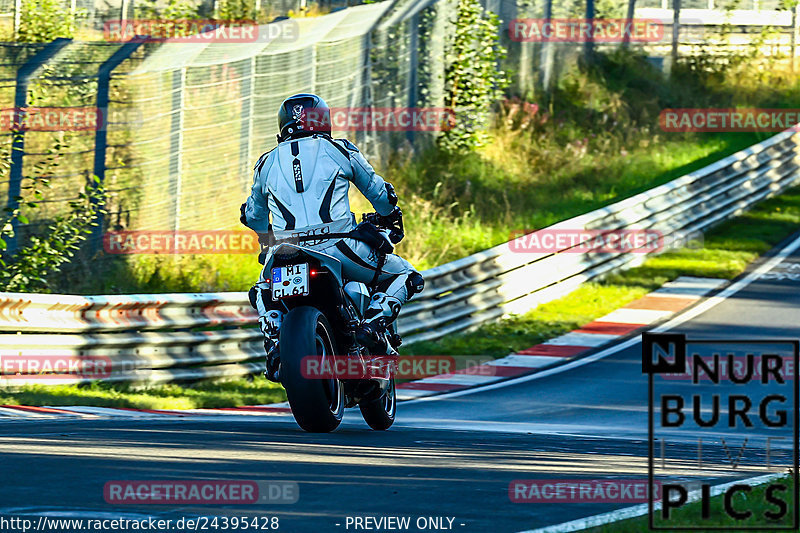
xmin=17 ymin=0 xmax=82 ymax=42
xmin=134 ymin=0 xmax=201 ymax=20
xmin=218 ymin=0 xmax=256 ymax=21
xmin=439 ymin=0 xmax=508 ymax=153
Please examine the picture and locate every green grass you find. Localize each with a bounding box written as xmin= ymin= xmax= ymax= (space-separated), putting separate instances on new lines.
xmin=588 ymin=475 xmax=796 ymax=532
xmin=0 ymin=378 xmax=286 ymax=410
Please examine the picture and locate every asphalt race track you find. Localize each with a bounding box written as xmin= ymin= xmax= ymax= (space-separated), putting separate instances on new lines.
xmin=2 ymin=236 xmax=800 ymax=533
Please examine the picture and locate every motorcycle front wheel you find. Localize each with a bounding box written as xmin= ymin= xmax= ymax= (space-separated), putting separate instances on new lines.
xmin=280 ymin=306 xmax=344 ymax=432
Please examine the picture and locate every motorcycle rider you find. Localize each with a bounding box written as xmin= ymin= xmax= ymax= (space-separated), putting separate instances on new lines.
xmin=240 ymin=93 xmax=424 ymax=382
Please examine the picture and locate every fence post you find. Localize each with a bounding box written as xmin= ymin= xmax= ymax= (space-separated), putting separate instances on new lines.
xmin=170 ymin=67 xmax=186 ymax=233
xmin=622 ymin=0 xmax=636 ymax=49
xmin=540 ymin=0 xmax=553 ymax=94
xmin=584 ymin=0 xmax=595 ymax=62
xmin=406 ymin=13 xmax=420 ymax=147
xmin=671 ymin=0 xmax=681 ymax=72
xmin=239 ymin=56 xmax=255 ymax=188
xmin=360 ymin=30 xmax=374 ymax=153
xmin=428 ymin=0 xmax=447 ymax=110
xmin=12 ymin=0 xmax=21 ymax=40
xmin=359 ymin=0 xmax=402 ymax=157
xmin=792 ymin=4 xmax=799 ymax=73
xmin=90 ymin=41 xmax=143 ymax=251
xmin=5 ymin=37 xmax=72 ymax=255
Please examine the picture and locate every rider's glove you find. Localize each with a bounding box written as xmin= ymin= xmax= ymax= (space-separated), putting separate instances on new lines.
xmin=381 ymin=207 xmax=404 ymax=244
xmin=239 ymin=203 xmax=248 ymax=227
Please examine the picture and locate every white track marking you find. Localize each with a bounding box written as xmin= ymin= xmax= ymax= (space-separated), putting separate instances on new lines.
xmin=46 ymin=406 xmax=140 ymax=417
xmin=405 ymin=233 xmax=800 ymax=404
xmin=0 ymin=407 xmax=59 ymax=418
xmin=544 ymin=332 xmax=619 ymax=346
xmin=652 ymin=276 xmax=727 ymax=297
xmin=521 ymin=472 xmax=787 ymax=533
xmin=185 ymin=408 xmax=290 ymax=416
xmin=261 ymin=402 xmax=290 ymax=408
xmin=595 ymin=308 xmax=671 ymax=324
xmin=413 ymin=374 xmax=500 ymax=386
xmin=396 ymin=389 xmax=435 ymax=400
xmin=0 ymin=407 xmax=41 ymax=417
xmin=487 ymin=355 xmax=565 ymax=368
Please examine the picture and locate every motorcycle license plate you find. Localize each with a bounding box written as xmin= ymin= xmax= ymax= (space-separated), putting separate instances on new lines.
xmin=271 ymin=263 xmax=310 ymax=300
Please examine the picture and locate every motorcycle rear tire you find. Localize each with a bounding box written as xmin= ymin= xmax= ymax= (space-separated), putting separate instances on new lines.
xmin=359 ymin=377 xmax=396 ymax=430
xmin=281 ymin=306 xmax=344 ymax=433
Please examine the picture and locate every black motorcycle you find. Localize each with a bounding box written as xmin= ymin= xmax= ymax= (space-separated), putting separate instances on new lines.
xmin=260 ymin=213 xmax=403 ymax=432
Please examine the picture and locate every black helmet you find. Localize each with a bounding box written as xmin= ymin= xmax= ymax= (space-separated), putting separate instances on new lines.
xmin=277 ymin=93 xmax=331 ymax=142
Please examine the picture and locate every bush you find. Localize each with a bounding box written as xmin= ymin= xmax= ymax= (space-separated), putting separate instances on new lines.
xmin=0 ymin=139 xmax=106 ymax=292
xmin=134 ymin=0 xmax=201 ymax=20
xmin=439 ymin=0 xmax=508 ymax=153
xmin=17 ymin=0 xmax=81 ymax=42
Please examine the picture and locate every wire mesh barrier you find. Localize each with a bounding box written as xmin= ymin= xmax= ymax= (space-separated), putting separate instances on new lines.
xmin=0 ymin=40 xmax=149 ymax=258
xmin=1 ymin=129 xmax=798 ymax=384
xmin=0 ymin=0 xmax=350 ymax=37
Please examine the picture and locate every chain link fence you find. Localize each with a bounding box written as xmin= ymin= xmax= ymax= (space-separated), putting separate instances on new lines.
xmin=123 ymin=0 xmax=458 ymax=232
xmin=0 ymin=0 xmax=357 ymax=38
xmin=0 ymin=40 xmax=148 ymax=256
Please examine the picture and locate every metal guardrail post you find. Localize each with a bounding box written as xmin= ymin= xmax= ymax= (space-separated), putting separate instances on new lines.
xmin=90 ymin=41 xmax=144 ymax=252
xmin=5 ymin=37 xmax=72 ymax=255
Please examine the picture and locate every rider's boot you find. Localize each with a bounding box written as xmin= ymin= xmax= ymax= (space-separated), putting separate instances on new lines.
xmin=259 ymin=310 xmax=283 ymax=382
xmin=356 ymin=293 xmax=401 ymax=354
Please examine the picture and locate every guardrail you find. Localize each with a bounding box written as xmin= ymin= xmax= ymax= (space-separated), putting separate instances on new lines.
xmin=2 ymin=129 xmax=799 ymax=384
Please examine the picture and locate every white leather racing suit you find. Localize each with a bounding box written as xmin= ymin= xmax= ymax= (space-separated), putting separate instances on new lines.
xmin=241 ymin=133 xmax=422 ymax=334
